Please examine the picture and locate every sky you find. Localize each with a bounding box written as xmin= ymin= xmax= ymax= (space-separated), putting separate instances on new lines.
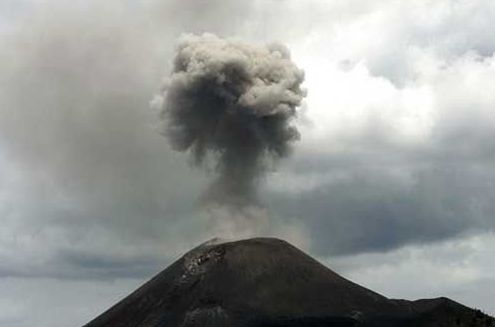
xmin=1 ymin=0 xmax=495 ymax=326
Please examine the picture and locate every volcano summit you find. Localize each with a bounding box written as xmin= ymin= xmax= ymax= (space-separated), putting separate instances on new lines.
xmin=84 ymin=238 xmax=493 ymax=327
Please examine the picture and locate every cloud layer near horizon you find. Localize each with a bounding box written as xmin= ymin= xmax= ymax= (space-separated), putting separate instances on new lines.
xmin=2 ymin=0 xmax=495 ymax=325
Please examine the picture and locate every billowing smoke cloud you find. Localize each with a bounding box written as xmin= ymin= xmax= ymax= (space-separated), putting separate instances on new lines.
xmin=153 ymin=33 xmax=306 ymax=206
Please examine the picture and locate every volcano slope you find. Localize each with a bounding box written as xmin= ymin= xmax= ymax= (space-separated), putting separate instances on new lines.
xmin=84 ymin=238 xmax=494 ymax=327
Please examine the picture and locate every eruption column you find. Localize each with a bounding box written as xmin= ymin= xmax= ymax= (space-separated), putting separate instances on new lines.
xmin=153 ymin=33 xmax=306 ymax=206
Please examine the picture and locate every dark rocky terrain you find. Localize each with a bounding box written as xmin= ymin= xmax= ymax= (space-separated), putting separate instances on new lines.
xmin=84 ymin=238 xmax=494 ymax=327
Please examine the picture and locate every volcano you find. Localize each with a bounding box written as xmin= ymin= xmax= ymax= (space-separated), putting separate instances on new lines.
xmin=84 ymin=238 xmax=493 ymax=327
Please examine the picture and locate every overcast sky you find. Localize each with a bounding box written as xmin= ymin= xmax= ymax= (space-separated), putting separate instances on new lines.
xmin=1 ymin=0 xmax=495 ymax=326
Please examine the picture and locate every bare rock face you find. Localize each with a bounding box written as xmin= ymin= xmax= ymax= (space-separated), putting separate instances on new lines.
xmin=84 ymin=238 xmax=494 ymax=327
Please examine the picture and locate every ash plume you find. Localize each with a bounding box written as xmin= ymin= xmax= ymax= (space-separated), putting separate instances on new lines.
xmin=153 ymin=33 xmax=306 ymax=206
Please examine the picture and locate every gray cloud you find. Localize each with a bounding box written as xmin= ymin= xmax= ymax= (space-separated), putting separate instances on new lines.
xmin=267 ymin=161 xmax=495 ymax=255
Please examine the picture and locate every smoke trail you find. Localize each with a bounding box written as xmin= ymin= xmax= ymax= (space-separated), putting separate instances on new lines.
xmin=153 ymin=33 xmax=305 ymax=206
